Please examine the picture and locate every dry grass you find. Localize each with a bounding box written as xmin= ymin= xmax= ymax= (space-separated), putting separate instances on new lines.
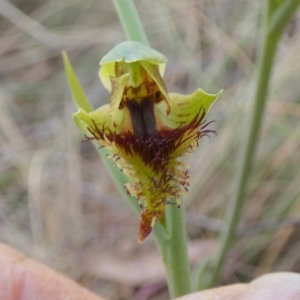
xmin=0 ymin=0 xmax=300 ymax=299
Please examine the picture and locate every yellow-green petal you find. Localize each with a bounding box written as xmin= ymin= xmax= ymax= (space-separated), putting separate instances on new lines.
xmin=109 ymin=73 xmax=129 ymax=130
xmin=89 ymin=104 xmax=114 ymax=130
xmin=140 ymin=61 xmax=170 ymax=108
xmin=98 ymin=62 xmax=116 ymax=92
xmin=155 ymin=88 xmax=222 ymax=128
xmin=72 ymin=108 xmax=94 ymax=134
xmin=73 ymin=105 xmax=114 ymax=135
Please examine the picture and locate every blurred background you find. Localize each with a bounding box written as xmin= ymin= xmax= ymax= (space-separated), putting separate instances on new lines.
xmin=0 ymin=0 xmax=300 ymax=299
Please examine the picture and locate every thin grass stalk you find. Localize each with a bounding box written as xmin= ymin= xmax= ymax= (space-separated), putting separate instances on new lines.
xmin=208 ymin=0 xmax=299 ymax=287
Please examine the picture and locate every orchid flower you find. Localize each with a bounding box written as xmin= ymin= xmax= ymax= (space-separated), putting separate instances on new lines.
xmin=64 ymin=41 xmax=221 ymax=242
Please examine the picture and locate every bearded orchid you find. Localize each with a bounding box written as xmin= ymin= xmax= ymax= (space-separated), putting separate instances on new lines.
xmin=64 ymin=41 xmax=221 ymax=242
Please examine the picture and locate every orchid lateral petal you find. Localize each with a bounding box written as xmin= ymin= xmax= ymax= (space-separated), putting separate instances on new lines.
xmin=62 ymin=51 xmax=93 ymax=113
xmin=72 ymin=108 xmax=93 ymax=134
xmin=110 ymin=73 xmax=129 ymax=129
xmin=140 ymin=61 xmax=170 ymax=111
xmin=156 ymin=89 xmax=222 ymax=128
xmin=98 ymin=62 xmax=115 ymax=92
xmin=89 ymin=104 xmax=114 ymax=130
xmin=73 ymin=105 xmax=114 ymax=135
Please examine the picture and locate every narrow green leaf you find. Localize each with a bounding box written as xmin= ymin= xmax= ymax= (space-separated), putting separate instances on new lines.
xmin=62 ymin=51 xmax=93 ymax=113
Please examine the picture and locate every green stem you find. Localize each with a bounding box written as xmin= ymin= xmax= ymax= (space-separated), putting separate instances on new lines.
xmin=112 ymin=0 xmax=192 ymax=297
xmin=162 ymin=202 xmax=193 ymax=298
xmin=209 ymin=0 xmax=299 ymax=287
xmin=112 ymin=0 xmax=149 ymax=45
xmin=269 ymin=0 xmax=300 ymax=36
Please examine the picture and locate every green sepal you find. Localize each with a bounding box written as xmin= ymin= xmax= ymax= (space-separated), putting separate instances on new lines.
xmin=100 ymin=41 xmax=167 ymax=66
xmin=99 ymin=41 xmax=167 ymax=92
